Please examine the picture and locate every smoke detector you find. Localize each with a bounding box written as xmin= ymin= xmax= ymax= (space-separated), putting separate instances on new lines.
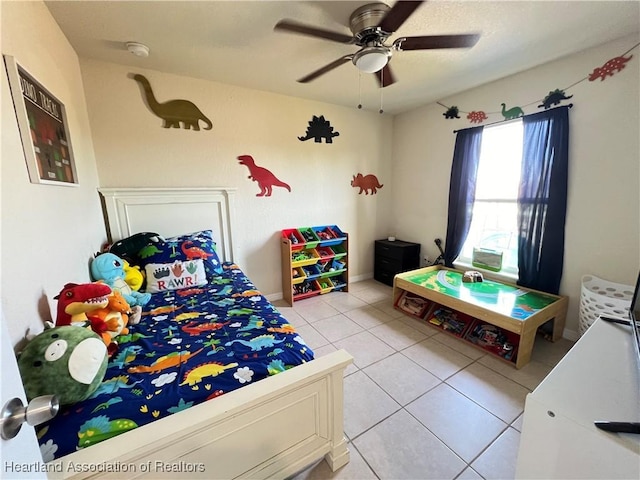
xmin=126 ymin=42 xmax=149 ymax=58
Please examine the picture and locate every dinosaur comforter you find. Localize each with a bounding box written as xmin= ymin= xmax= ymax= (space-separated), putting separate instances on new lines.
xmin=38 ymin=263 xmax=314 ymax=461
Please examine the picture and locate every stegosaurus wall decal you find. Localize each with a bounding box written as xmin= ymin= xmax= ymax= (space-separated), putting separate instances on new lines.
xmin=298 ymin=115 xmax=340 ymax=143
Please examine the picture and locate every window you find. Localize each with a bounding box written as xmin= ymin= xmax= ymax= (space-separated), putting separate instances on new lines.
xmin=456 ymin=120 xmax=523 ymax=277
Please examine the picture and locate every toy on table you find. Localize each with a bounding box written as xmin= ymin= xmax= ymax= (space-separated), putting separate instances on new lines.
xmin=17 ymin=326 xmax=108 ymax=405
xmin=463 ymin=270 xmax=484 ymax=283
xmin=90 ymin=252 xmax=151 ymax=307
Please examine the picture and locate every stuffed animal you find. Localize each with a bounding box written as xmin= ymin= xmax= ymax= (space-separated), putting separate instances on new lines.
xmin=123 ymin=260 xmax=144 ymax=292
xmin=18 ymin=326 xmax=108 ymax=405
xmin=54 ymin=282 xmax=119 ymax=355
xmin=90 ymin=253 xmax=151 ymax=307
xmin=90 ymin=290 xmax=132 ymax=340
xmin=54 ymin=282 xmax=112 ymax=327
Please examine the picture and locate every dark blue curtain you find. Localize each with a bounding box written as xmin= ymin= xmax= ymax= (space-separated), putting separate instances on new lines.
xmin=518 ymin=106 xmax=569 ymax=294
xmin=444 ymin=126 xmax=483 ymax=267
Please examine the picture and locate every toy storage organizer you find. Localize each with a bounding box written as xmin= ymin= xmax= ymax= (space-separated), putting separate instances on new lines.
xmin=578 ymin=274 xmax=634 ymax=336
xmin=395 ymin=291 xmax=519 ymax=363
xmin=281 ymin=226 xmax=348 ymax=305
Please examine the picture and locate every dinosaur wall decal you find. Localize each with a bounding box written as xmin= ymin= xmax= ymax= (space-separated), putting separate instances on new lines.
xmin=237 ymin=155 xmax=291 ymax=197
xmin=298 ymin=115 xmax=340 ymax=143
xmin=351 ymin=173 xmax=383 ymax=195
xmin=131 ymin=74 xmax=212 ymax=131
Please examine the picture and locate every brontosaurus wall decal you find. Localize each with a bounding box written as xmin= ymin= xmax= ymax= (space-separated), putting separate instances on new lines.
xmin=237 ymin=155 xmax=291 ymax=197
xmin=132 ymin=74 xmax=212 ymax=131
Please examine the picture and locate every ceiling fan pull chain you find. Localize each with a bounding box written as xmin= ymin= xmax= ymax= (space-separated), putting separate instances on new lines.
xmin=379 ymin=69 xmax=384 ymax=114
xmin=357 ymin=71 xmax=363 ymax=109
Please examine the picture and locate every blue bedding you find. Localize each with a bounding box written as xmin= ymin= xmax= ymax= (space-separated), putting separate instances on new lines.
xmin=38 ymin=263 xmax=314 ymax=461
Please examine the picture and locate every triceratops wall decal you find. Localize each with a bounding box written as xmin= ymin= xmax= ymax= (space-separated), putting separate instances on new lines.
xmin=351 ymin=173 xmax=383 ymax=195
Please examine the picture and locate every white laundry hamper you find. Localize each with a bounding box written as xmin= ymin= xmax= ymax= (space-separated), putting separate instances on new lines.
xmin=578 ymin=275 xmax=634 ymax=336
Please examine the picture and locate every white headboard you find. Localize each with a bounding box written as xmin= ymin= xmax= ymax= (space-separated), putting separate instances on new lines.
xmin=98 ymin=187 xmax=236 ymax=262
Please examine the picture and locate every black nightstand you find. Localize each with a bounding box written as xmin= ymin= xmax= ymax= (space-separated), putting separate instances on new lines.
xmin=374 ymin=239 xmax=421 ymax=286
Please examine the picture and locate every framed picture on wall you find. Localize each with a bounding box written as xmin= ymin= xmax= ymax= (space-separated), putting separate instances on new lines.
xmin=3 ymin=55 xmax=78 ymax=186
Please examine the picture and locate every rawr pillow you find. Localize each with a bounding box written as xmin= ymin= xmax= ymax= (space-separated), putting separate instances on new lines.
xmin=144 ymin=259 xmax=207 ymax=293
xmin=138 ymin=230 xmax=223 ymax=286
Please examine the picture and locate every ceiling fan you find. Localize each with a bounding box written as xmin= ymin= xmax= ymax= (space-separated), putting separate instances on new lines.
xmin=274 ymin=0 xmax=480 ymax=87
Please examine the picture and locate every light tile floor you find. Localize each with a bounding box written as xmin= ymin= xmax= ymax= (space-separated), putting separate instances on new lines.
xmin=273 ymin=279 xmax=575 ymax=480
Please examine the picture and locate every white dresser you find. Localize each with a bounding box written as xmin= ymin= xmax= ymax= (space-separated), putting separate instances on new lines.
xmin=516 ymin=318 xmax=640 ymax=479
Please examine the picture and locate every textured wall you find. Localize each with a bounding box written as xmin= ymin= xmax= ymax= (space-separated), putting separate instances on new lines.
xmin=79 ymin=60 xmax=394 ymax=297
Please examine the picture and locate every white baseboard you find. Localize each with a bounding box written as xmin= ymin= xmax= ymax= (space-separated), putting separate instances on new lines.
xmin=563 ymin=328 xmax=579 ymax=342
xmin=265 ymin=292 xmax=283 ymax=302
xmin=349 ymin=272 xmax=373 ymax=283
xmin=266 ymin=273 xmax=375 ymax=303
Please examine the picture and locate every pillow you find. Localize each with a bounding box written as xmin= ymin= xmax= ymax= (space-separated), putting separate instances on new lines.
xmin=144 ymin=259 xmax=208 ymax=293
xmin=109 ymin=232 xmax=162 ymax=265
xmin=138 ymin=230 xmax=223 ymax=285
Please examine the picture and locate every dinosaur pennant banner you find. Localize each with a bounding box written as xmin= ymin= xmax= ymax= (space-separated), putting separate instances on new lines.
xmin=438 ymin=42 xmax=638 ymax=125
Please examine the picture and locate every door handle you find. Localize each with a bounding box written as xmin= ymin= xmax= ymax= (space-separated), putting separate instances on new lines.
xmin=1 ymin=395 xmax=59 ymax=440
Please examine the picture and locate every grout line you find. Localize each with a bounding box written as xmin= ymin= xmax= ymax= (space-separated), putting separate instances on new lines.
xmin=291 ymin=286 xmax=566 ymax=480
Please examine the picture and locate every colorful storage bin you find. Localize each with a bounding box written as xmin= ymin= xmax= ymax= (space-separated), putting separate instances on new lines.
xmin=312 ymin=225 xmax=346 ymax=246
xmin=291 ymin=248 xmax=320 ymax=267
xmin=297 ymin=227 xmax=320 ymax=248
xmin=282 ymin=229 xmax=304 ymax=250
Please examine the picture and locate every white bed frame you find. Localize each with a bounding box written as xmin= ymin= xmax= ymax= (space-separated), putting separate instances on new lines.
xmin=50 ymin=187 xmax=353 ymax=479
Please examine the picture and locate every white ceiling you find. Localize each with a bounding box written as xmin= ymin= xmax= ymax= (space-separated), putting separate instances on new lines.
xmin=44 ymin=0 xmax=640 ymax=115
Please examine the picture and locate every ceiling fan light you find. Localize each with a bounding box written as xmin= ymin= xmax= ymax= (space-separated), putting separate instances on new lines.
xmin=353 ymin=47 xmax=390 ymax=73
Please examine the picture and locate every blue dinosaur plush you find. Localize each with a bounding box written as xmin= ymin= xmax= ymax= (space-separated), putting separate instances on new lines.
xmin=90 ymin=253 xmax=151 ymax=307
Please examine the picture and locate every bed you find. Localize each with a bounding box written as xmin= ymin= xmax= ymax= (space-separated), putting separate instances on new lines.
xmin=44 ymin=187 xmax=352 ymax=479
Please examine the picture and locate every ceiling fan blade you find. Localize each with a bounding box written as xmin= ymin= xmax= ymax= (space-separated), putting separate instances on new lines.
xmin=378 ymin=1 xmax=424 ymax=34
xmin=297 ymin=55 xmax=354 ymax=83
xmin=274 ymin=20 xmax=354 ymax=44
xmin=375 ymin=64 xmax=396 ymax=88
xmin=395 ymin=34 xmax=481 ymax=51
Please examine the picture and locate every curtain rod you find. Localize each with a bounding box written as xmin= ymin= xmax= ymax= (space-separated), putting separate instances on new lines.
xmin=453 ymin=104 xmax=573 ymax=133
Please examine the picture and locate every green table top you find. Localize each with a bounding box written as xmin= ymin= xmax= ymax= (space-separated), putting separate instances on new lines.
xmin=402 ymin=269 xmax=558 ymax=320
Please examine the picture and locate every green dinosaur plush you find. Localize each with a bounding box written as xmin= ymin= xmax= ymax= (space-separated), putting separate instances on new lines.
xmin=18 ymin=326 xmax=108 ymax=405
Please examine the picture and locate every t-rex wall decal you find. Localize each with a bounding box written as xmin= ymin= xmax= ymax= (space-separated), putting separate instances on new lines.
xmin=298 ymin=115 xmax=340 ymax=143
xmin=237 ymin=155 xmax=291 ymax=197
xmin=131 ymin=74 xmax=212 ymax=131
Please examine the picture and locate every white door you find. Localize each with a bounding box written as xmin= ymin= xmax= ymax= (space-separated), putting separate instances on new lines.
xmin=0 ymin=311 xmax=47 ymax=479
